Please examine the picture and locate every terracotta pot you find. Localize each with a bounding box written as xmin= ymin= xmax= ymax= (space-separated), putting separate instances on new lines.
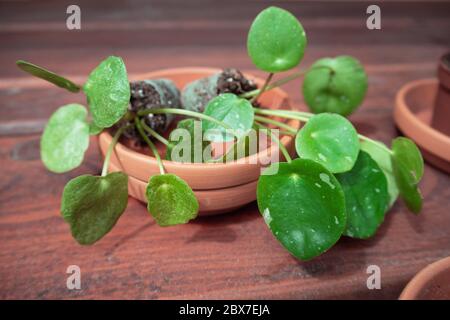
xmin=108 ymin=162 xmax=257 ymax=215
xmin=400 ymin=256 xmax=450 ymax=300
xmin=394 ymin=78 xmax=450 ymax=173
xmin=431 ymin=52 xmax=450 ymax=136
xmin=99 ymin=67 xmax=301 ymax=214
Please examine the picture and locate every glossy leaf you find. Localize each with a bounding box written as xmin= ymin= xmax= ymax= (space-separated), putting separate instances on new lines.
xmin=40 ymin=104 xmax=89 ymax=173
xmin=146 ymin=174 xmax=199 ymax=226
xmin=392 ymin=137 xmax=424 ymax=185
xmin=336 ymin=151 xmax=389 ymax=238
xmin=257 ymin=159 xmax=346 ymax=260
xmin=83 ymin=56 xmax=130 ymax=128
xmin=360 ymin=139 xmax=399 ymax=207
xmin=202 ymin=93 xmax=254 ymax=142
xmin=166 ymin=119 xmax=211 ymax=163
xmin=16 ymin=60 xmax=80 ymax=93
xmin=303 ymin=56 xmax=368 ymax=116
xmin=391 ymin=137 xmax=424 ymax=214
xmin=61 ymin=172 xmax=128 ymax=245
xmin=295 ymin=113 xmax=359 ymax=173
xmin=247 ymin=6 xmax=307 ymax=72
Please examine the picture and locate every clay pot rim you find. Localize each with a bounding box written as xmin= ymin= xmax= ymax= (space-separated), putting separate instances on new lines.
xmin=399 ymin=256 xmax=450 ymax=300
xmin=106 ymin=67 xmax=300 ymax=170
xmin=394 ymin=78 xmax=450 ymax=161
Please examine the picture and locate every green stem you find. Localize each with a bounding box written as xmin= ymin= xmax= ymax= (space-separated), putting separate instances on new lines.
xmin=135 ymin=119 xmax=165 ymax=175
xmin=250 ymin=73 xmax=274 ymax=103
xmin=254 ymin=108 xmax=394 ymax=156
xmin=241 ymin=65 xmax=335 ymax=99
xmin=137 ymin=108 xmax=232 ymax=131
xmin=241 ymin=70 xmax=304 ymax=99
xmin=255 ymin=122 xmax=292 ymax=163
xmin=101 ymin=126 xmax=129 ymax=177
xmin=358 ymin=135 xmax=393 ymax=155
xmin=253 ymin=108 xmax=311 ymax=122
xmin=254 ymin=115 xmax=297 ymax=134
xmin=140 ymin=120 xmax=169 ymax=146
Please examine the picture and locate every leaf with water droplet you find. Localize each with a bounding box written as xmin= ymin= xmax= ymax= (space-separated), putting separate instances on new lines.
xmin=247 ymin=6 xmax=307 ymax=72
xmin=83 ymin=56 xmax=130 ymax=128
xmin=257 ymin=158 xmax=346 ymax=260
xmin=202 ymin=93 xmax=254 ymax=142
xmin=391 ymin=137 xmax=424 ymax=214
xmin=303 ymin=56 xmax=368 ymax=116
xmin=336 ymin=151 xmax=389 ymax=238
xmin=40 ymin=104 xmax=89 ymax=173
xmin=146 ymin=174 xmax=199 ymax=226
xmin=61 ymin=172 xmax=128 ymax=245
xmin=295 ymin=113 xmax=359 ymax=173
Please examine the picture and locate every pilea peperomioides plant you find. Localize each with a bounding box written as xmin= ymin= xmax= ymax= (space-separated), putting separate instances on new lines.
xmin=17 ymin=6 xmax=424 ymax=260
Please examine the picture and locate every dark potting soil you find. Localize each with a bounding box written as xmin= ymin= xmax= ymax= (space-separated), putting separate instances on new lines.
xmin=117 ymin=79 xmax=181 ymax=148
xmin=181 ymin=68 xmax=259 ymax=113
xmin=216 ymin=68 xmax=257 ymax=95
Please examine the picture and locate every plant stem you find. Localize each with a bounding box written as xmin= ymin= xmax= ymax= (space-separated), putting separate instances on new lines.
xmin=101 ymin=126 xmax=129 ymax=177
xmin=254 ymin=115 xmax=297 ymax=134
xmin=241 ymin=70 xmax=304 ymax=99
xmin=253 ymin=108 xmax=312 ymax=122
xmin=137 ymin=108 xmax=232 ymax=131
xmin=254 ymin=108 xmax=394 ymax=156
xmin=358 ymin=135 xmax=393 ymax=155
xmin=241 ymin=66 xmax=335 ymax=99
xmin=250 ymin=73 xmax=274 ymax=103
xmin=140 ymin=120 xmax=169 ymax=146
xmin=135 ymin=119 xmax=165 ymax=175
xmin=255 ymin=122 xmax=292 ymax=163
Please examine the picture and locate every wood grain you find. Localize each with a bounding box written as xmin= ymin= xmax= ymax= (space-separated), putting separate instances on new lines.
xmin=0 ymin=0 xmax=449 ymax=299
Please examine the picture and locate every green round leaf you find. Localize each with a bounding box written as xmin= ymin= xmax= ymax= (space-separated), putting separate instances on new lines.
xmin=83 ymin=56 xmax=131 ymax=128
xmin=202 ymin=93 xmax=254 ymax=142
xmin=146 ymin=174 xmax=199 ymax=226
xmin=61 ymin=172 xmax=129 ymax=245
xmin=360 ymin=139 xmax=399 ymax=207
xmin=16 ymin=60 xmax=80 ymax=93
xmin=295 ymin=113 xmax=359 ymax=173
xmin=257 ymin=159 xmax=346 ymax=261
xmin=40 ymin=104 xmax=89 ymax=173
xmin=303 ymin=56 xmax=368 ymax=116
xmin=392 ymin=137 xmax=424 ymax=185
xmin=247 ymin=6 xmax=307 ymax=72
xmin=392 ymin=137 xmax=424 ymax=214
xmin=336 ymin=151 xmax=389 ymax=239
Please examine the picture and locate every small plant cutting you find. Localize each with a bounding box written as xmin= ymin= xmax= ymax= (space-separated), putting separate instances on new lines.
xmin=17 ymin=6 xmax=424 ymax=260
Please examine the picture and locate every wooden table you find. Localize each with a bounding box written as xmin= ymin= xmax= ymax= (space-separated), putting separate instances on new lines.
xmin=1 ymin=0 xmax=449 ymax=299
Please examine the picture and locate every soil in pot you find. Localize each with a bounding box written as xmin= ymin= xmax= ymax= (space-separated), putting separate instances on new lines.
xmin=181 ymin=68 xmax=258 ymax=113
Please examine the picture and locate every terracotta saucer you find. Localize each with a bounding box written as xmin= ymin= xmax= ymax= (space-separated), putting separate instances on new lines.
xmin=399 ymin=256 xmax=450 ymax=300
xmin=394 ymin=78 xmax=450 ymax=173
xmin=99 ymin=67 xmax=300 ymax=190
xmin=107 ymin=162 xmax=257 ymax=216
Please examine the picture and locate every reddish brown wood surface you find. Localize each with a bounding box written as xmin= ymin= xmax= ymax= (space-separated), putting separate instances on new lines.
xmin=0 ymin=0 xmax=449 ymax=299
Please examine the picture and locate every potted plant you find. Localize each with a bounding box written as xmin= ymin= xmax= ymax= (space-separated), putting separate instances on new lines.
xmin=17 ymin=6 xmax=424 ymax=261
